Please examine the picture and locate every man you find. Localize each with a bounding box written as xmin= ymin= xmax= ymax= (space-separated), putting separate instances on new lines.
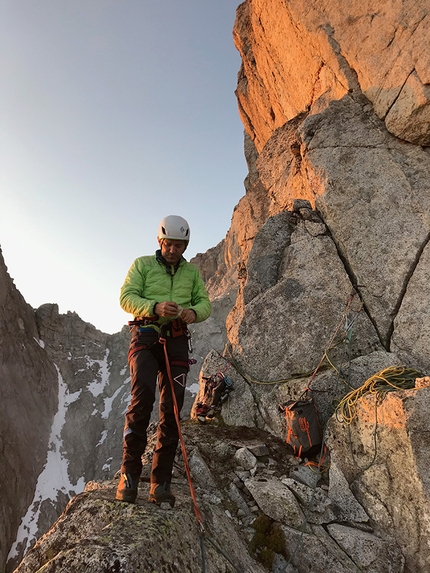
xmin=116 ymin=215 xmax=211 ymax=506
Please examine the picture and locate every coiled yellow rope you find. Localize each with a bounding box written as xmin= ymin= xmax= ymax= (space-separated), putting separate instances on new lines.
xmin=335 ymin=366 xmax=422 ymax=425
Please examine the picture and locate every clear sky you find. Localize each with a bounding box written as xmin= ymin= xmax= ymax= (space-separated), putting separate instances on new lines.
xmin=0 ymin=0 xmax=247 ymax=334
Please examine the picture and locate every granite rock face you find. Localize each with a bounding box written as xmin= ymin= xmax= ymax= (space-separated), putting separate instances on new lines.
xmin=12 ymin=424 xmax=408 ymax=573
xmin=233 ymin=0 xmax=430 ymax=149
xmin=2 ymin=1 xmax=430 ymax=572
xmin=0 ymin=250 xmax=58 ymax=572
xmin=325 ymin=384 xmax=430 ymax=572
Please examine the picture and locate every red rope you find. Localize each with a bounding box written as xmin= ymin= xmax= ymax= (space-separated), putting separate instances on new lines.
xmin=160 ymin=336 xmax=204 ymax=531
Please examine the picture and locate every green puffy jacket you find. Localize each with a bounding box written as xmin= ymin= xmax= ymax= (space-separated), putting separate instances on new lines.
xmin=120 ymin=252 xmax=211 ymax=324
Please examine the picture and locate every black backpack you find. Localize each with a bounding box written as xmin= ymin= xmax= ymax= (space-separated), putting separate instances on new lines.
xmin=281 ymin=398 xmax=322 ymax=458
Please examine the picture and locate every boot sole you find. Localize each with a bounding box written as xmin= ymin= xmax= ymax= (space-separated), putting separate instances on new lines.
xmin=116 ymin=491 xmax=137 ymax=503
xmin=148 ymin=494 xmax=175 ymax=508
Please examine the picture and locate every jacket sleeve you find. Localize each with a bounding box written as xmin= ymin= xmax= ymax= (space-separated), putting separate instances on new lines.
xmin=189 ymin=267 xmax=212 ymax=323
xmin=119 ymin=259 xmax=157 ymax=317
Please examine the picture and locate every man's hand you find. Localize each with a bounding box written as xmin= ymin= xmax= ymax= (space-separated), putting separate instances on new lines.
xmin=154 ymin=302 xmax=196 ymax=324
xmin=154 ymin=301 xmax=179 ymax=318
xmin=180 ymin=308 xmax=196 ymax=324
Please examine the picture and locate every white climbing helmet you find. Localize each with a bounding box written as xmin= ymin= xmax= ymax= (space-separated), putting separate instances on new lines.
xmin=158 ymin=215 xmax=190 ymax=242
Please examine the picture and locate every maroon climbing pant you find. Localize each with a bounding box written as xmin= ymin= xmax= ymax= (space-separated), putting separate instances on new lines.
xmin=120 ymin=326 xmax=189 ymax=485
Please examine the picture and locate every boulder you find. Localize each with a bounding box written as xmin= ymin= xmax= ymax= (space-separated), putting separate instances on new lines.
xmin=326 ymin=387 xmax=430 ymax=571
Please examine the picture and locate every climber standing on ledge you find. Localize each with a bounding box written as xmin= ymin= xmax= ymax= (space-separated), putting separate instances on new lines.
xmin=116 ymin=215 xmax=211 ymax=506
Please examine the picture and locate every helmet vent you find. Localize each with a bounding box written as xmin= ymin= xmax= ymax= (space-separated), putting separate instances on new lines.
xmin=158 ymin=215 xmax=190 ymax=241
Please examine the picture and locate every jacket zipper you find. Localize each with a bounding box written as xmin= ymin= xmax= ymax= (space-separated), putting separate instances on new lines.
xmin=170 ymin=264 xmax=175 ymax=299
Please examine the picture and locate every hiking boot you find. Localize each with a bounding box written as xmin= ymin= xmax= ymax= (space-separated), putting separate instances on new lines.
xmin=148 ymin=482 xmax=175 ymax=508
xmin=115 ymin=473 xmax=140 ymax=503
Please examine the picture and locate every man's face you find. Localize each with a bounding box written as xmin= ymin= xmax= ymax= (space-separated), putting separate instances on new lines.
xmin=159 ymin=239 xmax=187 ymax=265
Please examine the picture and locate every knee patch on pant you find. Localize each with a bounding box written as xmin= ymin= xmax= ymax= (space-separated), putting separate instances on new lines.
xmin=170 ymin=360 xmax=189 ymax=370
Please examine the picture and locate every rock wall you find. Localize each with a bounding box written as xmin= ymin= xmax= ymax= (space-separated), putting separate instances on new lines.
xmin=233 ymin=0 xmax=430 ymax=151
xmin=326 ymin=383 xmax=430 ymax=572
xmin=192 ymin=1 xmax=430 ymax=571
xmin=0 ymin=250 xmax=58 ymax=572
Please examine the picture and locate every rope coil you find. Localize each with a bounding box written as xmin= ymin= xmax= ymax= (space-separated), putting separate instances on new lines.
xmin=335 ymin=365 xmax=422 ymax=425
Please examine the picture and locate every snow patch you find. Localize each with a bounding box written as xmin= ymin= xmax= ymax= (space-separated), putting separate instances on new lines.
xmin=33 ymin=337 xmax=45 ymax=349
xmin=97 ymin=430 xmax=108 ymax=446
xmin=8 ymin=366 xmax=86 ymax=562
xmin=187 ymin=382 xmax=200 ymax=396
xmin=86 ymin=349 xmax=110 ymax=397
xmin=102 ymin=377 xmax=130 ymax=419
xmin=102 ymin=457 xmax=113 ymax=472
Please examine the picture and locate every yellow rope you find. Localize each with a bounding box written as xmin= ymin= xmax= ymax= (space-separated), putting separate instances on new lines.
xmin=225 ymin=345 xmax=319 ymax=385
xmin=225 ymin=293 xmax=361 ymax=388
xmin=225 ymin=340 xmax=347 ymax=386
xmin=336 ymin=366 xmax=422 ymax=425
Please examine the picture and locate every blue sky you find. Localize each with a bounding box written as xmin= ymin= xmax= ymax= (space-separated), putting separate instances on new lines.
xmin=0 ymin=0 xmax=247 ymax=334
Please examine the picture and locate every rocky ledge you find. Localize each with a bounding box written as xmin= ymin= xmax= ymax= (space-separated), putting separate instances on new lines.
xmin=15 ymin=421 xmax=408 ymax=573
